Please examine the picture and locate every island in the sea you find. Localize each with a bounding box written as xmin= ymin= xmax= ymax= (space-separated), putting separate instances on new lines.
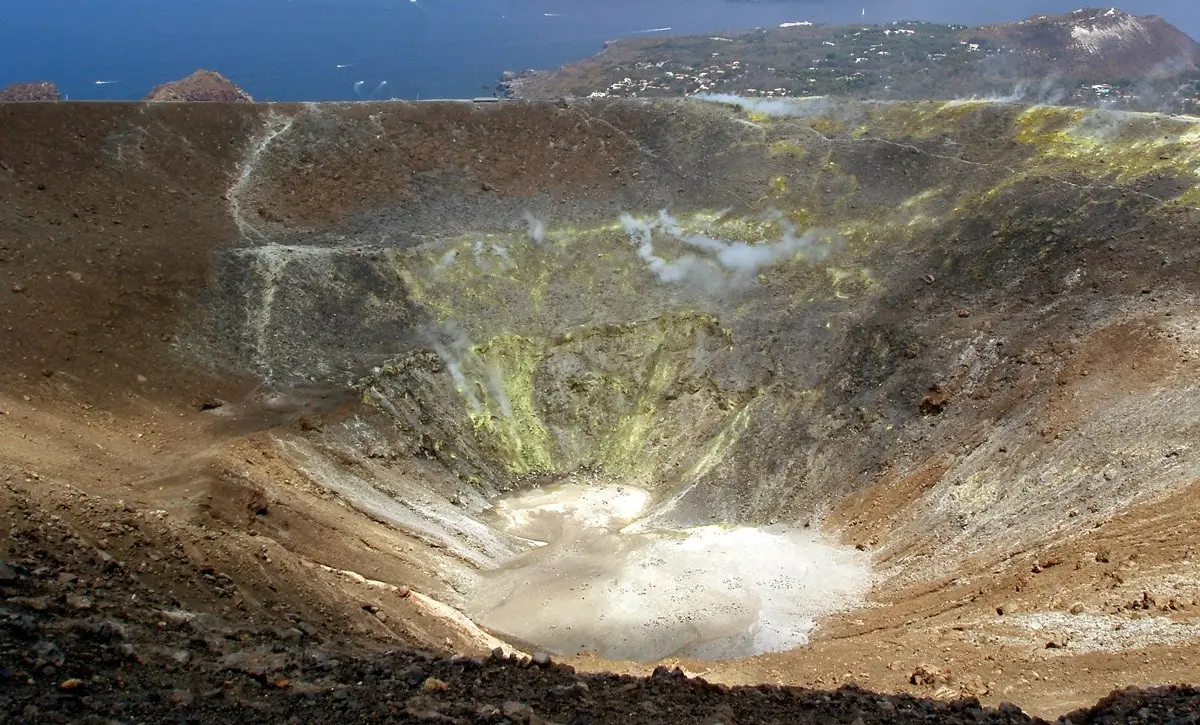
xmin=498 ymin=7 xmax=1200 ymax=114
xmin=0 ymin=70 xmax=252 ymax=103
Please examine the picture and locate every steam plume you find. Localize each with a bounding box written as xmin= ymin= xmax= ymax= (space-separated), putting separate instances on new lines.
xmin=620 ymin=210 xmax=836 ymax=290
xmin=522 ymin=211 xmax=546 ymax=245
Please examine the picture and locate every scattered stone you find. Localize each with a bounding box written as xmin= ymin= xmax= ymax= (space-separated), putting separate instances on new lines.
xmin=296 ymin=621 xmax=319 ymax=637
xmin=910 ymin=664 xmax=947 ymax=686
xmin=549 ymin=681 xmax=590 ymax=699
xmin=219 ymin=650 xmax=288 ymax=677
xmin=0 ymin=559 xmax=17 ymax=582
xmin=96 ymin=549 xmax=120 ymax=570
xmin=1070 ymin=602 xmax=1085 ymax=615
xmin=277 ymin=627 xmax=304 ymax=645
xmin=35 ymin=640 xmax=66 ymax=667
xmin=10 ymin=596 xmax=50 ymax=611
xmin=1129 ymin=591 xmax=1156 ymax=610
xmin=502 ymin=701 xmax=535 ymax=723
xmin=59 ymin=678 xmax=85 ymax=690
xmin=956 ymin=308 xmax=971 ymax=318
xmin=90 ymin=620 xmax=127 ymax=642
xmin=1046 ymin=632 xmax=1070 ymax=649
xmin=406 ymin=694 xmax=446 ymax=720
xmin=11 ymin=283 xmax=25 ymax=294
xmin=919 ymin=385 xmax=950 ymax=415
xmin=400 ymin=664 xmax=430 ymax=686
xmin=532 ymin=651 xmax=552 ymax=668
xmin=65 ymin=594 xmax=93 ymax=610
xmin=158 ymin=609 xmax=194 ymax=629
xmin=1033 ymin=554 xmax=1063 ymax=572
xmin=9 ymin=613 xmax=40 ymax=637
xmin=958 ymin=674 xmax=991 ymax=697
xmin=167 ymin=689 xmax=194 ymax=705
xmin=996 ymin=602 xmax=1018 ymax=616
xmin=421 ymin=677 xmax=449 ymax=692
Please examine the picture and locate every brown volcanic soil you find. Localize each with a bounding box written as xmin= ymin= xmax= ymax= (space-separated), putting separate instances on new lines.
xmin=2 ymin=97 xmax=1200 ymax=723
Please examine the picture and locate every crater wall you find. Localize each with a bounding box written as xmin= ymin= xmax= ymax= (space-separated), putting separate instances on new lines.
xmin=3 ymin=98 xmax=1200 ymax=677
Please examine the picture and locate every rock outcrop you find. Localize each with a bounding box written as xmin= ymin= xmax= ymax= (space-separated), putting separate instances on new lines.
xmin=0 ymin=81 xmax=61 ymax=102
xmin=145 ymin=69 xmax=253 ymax=102
xmin=975 ymin=7 xmax=1200 ymax=78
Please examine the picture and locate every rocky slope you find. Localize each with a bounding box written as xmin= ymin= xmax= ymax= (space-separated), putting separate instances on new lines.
xmin=974 ymin=8 xmax=1200 ymax=78
xmin=2 ymin=97 xmax=1200 ymax=720
xmin=501 ymin=8 xmax=1200 ymax=113
xmin=3 ymin=484 xmax=1199 ymax=723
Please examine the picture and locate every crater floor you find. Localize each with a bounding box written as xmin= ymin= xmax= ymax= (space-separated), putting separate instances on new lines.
xmin=469 ymin=479 xmax=872 ymax=661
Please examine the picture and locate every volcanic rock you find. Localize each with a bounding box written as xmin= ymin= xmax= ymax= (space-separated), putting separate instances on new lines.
xmin=145 ymin=70 xmax=253 ymax=103
xmin=0 ymin=81 xmax=61 ymax=102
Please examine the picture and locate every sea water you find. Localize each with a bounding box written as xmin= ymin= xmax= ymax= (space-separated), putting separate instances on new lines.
xmin=1 ymin=0 xmax=837 ymax=101
xmin=6 ymin=0 xmax=1138 ymax=103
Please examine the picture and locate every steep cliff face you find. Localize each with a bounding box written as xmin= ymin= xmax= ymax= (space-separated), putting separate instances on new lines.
xmin=2 ymin=97 xmax=1200 ymax=716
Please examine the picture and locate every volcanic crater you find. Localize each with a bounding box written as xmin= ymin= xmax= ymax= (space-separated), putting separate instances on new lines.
xmin=2 ymin=96 xmax=1200 ymax=721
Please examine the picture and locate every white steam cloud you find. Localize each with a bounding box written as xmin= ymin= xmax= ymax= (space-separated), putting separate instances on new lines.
xmin=522 ymin=211 xmax=546 ymax=245
xmin=468 ymin=239 xmax=516 ymax=272
xmin=620 ymin=210 xmax=835 ymax=289
xmin=431 ymin=322 xmax=513 ymax=419
xmin=486 ymin=364 xmax=512 ymax=418
xmin=433 ymin=323 xmax=480 ymax=413
xmin=695 ymin=93 xmax=831 ymax=118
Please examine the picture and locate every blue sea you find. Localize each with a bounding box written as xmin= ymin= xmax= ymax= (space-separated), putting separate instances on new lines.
xmin=4 ymin=0 xmax=1198 ymax=101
